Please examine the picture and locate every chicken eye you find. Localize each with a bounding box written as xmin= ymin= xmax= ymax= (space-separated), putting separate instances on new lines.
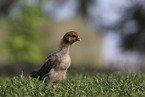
xmin=71 ymin=35 xmax=76 ymax=37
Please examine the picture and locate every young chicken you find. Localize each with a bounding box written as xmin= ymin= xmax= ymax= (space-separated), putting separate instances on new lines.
xmin=31 ymin=31 xmax=81 ymax=88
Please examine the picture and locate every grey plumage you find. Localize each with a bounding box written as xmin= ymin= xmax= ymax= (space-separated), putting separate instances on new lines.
xmin=31 ymin=31 xmax=81 ymax=88
xmin=31 ymin=54 xmax=58 ymax=80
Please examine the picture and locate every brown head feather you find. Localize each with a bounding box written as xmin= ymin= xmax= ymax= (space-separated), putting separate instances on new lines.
xmin=59 ymin=31 xmax=81 ymax=50
xmin=62 ymin=31 xmax=81 ymax=44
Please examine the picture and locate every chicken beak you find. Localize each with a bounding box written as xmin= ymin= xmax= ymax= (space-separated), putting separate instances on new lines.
xmin=76 ymin=37 xmax=81 ymax=41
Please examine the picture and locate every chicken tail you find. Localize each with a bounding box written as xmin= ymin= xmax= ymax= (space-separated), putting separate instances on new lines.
xmin=31 ymin=70 xmax=39 ymax=78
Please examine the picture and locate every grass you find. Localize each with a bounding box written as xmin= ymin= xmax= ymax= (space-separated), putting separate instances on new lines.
xmin=0 ymin=72 xmax=145 ymax=97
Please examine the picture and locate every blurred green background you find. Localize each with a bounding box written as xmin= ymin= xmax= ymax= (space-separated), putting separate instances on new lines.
xmin=1 ymin=0 xmax=145 ymax=76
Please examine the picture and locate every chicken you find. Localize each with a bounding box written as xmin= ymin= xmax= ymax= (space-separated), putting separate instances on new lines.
xmin=31 ymin=31 xmax=81 ymax=88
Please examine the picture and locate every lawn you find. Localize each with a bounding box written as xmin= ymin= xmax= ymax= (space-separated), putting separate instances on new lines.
xmin=0 ymin=72 xmax=145 ymax=97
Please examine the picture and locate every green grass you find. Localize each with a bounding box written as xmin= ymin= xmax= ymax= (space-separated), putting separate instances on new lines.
xmin=0 ymin=72 xmax=145 ymax=97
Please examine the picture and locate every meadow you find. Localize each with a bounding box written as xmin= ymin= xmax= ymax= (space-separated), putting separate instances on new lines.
xmin=0 ymin=71 xmax=145 ymax=97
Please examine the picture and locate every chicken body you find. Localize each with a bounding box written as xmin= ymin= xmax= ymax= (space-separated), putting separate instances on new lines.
xmin=45 ymin=47 xmax=71 ymax=86
xmin=31 ymin=31 xmax=81 ymax=88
